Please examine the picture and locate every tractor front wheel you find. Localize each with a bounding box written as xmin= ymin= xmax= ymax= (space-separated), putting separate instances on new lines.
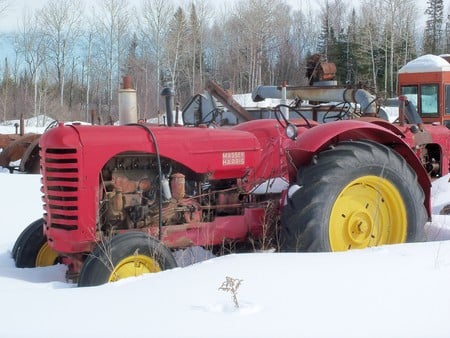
xmin=13 ymin=218 xmax=59 ymax=267
xmin=78 ymin=232 xmax=177 ymax=287
xmin=280 ymin=140 xmax=427 ymax=252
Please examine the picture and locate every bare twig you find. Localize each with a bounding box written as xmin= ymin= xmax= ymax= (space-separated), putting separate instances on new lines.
xmin=218 ymin=276 xmax=243 ymax=308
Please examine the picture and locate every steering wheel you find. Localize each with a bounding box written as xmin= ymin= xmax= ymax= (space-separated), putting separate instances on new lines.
xmin=274 ymin=104 xmax=312 ymax=129
xmin=322 ymin=102 xmax=352 ymax=123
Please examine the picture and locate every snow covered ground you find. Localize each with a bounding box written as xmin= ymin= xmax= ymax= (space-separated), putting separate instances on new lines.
xmin=1 ymin=173 xmax=450 ymax=338
xmin=0 ymin=122 xmax=450 ymax=338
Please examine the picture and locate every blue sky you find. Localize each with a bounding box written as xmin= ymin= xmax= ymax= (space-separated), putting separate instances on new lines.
xmin=0 ymin=0 xmax=325 ymax=32
xmin=0 ymin=0 xmax=429 ymax=33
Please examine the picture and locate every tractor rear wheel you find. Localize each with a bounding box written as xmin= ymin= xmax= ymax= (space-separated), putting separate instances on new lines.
xmin=280 ymin=140 xmax=427 ymax=252
xmin=13 ymin=218 xmax=59 ymax=267
xmin=78 ymin=232 xmax=177 ymax=287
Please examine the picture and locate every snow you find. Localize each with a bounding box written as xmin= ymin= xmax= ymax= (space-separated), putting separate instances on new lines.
xmin=378 ymin=105 xmax=399 ymax=122
xmin=1 ymin=115 xmax=55 ymax=131
xmin=0 ymin=173 xmax=450 ymax=337
xmin=398 ymin=54 xmax=450 ymax=73
xmin=234 ymin=93 xmax=291 ymax=108
xmin=1 ymin=122 xmax=450 ymax=338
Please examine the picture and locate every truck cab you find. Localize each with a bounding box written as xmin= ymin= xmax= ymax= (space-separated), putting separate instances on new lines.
xmin=398 ymin=54 xmax=450 ymax=128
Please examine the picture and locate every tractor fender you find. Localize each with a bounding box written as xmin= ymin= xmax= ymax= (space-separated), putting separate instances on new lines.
xmin=0 ymin=133 xmax=41 ymax=170
xmin=19 ymin=136 xmax=41 ymax=173
xmin=290 ymin=120 xmax=432 ymax=217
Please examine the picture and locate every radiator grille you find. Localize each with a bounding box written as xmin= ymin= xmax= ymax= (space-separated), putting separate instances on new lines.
xmin=42 ymin=148 xmax=79 ymax=231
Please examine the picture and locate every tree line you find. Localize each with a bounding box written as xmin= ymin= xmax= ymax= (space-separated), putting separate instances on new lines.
xmin=0 ymin=0 xmax=447 ymax=125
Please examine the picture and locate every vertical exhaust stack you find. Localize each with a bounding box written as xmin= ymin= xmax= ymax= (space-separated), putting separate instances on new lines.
xmin=119 ymin=76 xmax=138 ymax=125
xmin=161 ymin=86 xmax=174 ymax=126
xmin=281 ymin=80 xmax=288 ymax=119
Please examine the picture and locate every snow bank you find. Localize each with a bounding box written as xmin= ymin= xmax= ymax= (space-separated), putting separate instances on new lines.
xmin=0 ymin=173 xmax=450 ymax=338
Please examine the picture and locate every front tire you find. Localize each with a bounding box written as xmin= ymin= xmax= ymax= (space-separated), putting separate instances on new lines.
xmin=13 ymin=218 xmax=59 ymax=267
xmin=280 ymin=140 xmax=427 ymax=252
xmin=78 ymin=232 xmax=177 ymax=287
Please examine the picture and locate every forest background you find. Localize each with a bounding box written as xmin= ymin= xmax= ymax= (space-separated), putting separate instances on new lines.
xmin=0 ymin=0 xmax=446 ymax=125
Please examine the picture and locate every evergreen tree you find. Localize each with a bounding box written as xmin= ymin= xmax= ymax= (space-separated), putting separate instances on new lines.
xmin=166 ymin=7 xmax=189 ymax=101
xmin=345 ymin=8 xmax=367 ymax=87
xmin=1 ymin=57 xmax=12 ymax=121
xmin=423 ymin=0 xmax=444 ymax=54
xmin=317 ymin=2 xmax=332 ymax=59
xmin=124 ymin=32 xmax=139 ymax=81
xmin=188 ymin=3 xmax=202 ymax=96
xmin=445 ymin=14 xmax=450 ymax=52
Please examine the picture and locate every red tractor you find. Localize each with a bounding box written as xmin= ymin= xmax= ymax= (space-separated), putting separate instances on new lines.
xmin=12 ymin=55 xmax=450 ymax=287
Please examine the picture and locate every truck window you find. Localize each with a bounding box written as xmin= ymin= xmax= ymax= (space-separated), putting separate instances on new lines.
xmin=420 ymin=84 xmax=438 ymax=115
xmin=445 ymin=85 xmax=450 ymax=115
xmin=401 ymin=85 xmax=418 ymax=108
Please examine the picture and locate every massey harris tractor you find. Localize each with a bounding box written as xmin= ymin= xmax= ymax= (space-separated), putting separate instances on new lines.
xmin=12 ymin=54 xmax=450 ymax=287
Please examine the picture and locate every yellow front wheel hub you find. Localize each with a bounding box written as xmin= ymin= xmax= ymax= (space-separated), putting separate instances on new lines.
xmin=109 ymin=255 xmax=161 ymax=282
xmin=329 ymin=175 xmax=407 ymax=251
xmin=35 ymin=243 xmax=59 ymax=267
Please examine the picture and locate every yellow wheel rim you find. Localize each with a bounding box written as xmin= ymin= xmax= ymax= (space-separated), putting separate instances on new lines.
xmin=36 ymin=243 xmax=59 ymax=267
xmin=329 ymin=175 xmax=407 ymax=251
xmin=109 ymin=255 xmax=161 ymax=282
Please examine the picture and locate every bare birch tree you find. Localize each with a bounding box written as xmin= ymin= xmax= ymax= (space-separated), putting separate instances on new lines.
xmin=0 ymin=1 xmax=11 ymax=121
xmin=139 ymin=0 xmax=173 ymax=114
xmin=187 ymin=1 xmax=211 ymax=96
xmin=358 ymin=0 xmax=416 ymax=96
xmin=96 ymin=0 xmax=130 ymax=119
xmin=230 ymin=0 xmax=290 ymax=91
xmin=291 ymin=3 xmax=320 ymax=63
xmin=81 ymin=30 xmax=93 ymax=122
xmin=37 ymin=0 xmax=83 ymax=108
xmin=0 ymin=0 xmax=431 ymax=118
xmin=358 ymin=0 xmax=385 ymax=92
xmin=383 ymin=0 xmax=417 ymax=96
xmin=0 ymin=0 xmax=9 ymax=16
xmin=0 ymin=58 xmax=10 ymax=121
xmin=14 ymin=10 xmax=47 ymax=118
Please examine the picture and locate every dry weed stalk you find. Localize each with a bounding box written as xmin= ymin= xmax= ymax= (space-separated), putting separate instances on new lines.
xmin=218 ymin=276 xmax=243 ymax=308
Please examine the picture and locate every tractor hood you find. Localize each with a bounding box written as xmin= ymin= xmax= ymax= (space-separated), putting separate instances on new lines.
xmin=40 ymin=122 xmax=262 ymax=180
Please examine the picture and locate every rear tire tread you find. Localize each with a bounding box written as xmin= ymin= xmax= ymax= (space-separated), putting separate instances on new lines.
xmin=281 ymin=140 xmax=427 ymax=252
